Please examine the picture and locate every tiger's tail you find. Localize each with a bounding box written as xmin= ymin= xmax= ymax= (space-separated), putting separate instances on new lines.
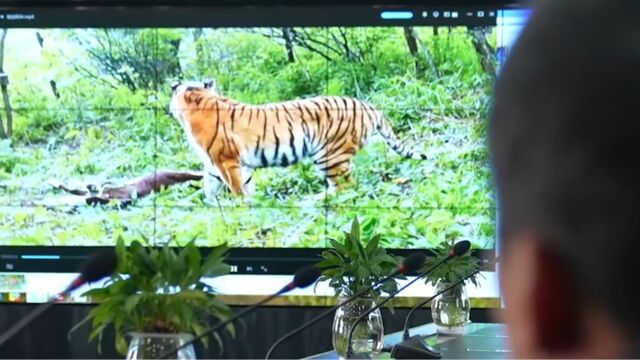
xmin=376 ymin=116 xmax=428 ymax=160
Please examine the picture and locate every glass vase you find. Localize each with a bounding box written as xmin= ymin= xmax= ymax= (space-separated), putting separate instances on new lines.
xmin=126 ymin=332 xmax=196 ymax=360
xmin=431 ymin=281 xmax=470 ymax=335
xmin=332 ymin=298 xmax=384 ymax=360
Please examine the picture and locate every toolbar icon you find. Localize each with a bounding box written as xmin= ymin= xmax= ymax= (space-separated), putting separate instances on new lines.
xmin=452 ymin=11 xmax=459 ymax=18
xmin=477 ymin=11 xmax=485 ymax=17
xmin=422 ymin=11 xmax=428 ymax=18
xmin=432 ymin=11 xmax=440 ymax=18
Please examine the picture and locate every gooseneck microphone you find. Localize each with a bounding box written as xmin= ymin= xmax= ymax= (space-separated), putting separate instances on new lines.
xmin=345 ymin=241 xmax=471 ymax=358
xmin=0 ymin=250 xmax=118 ymax=348
xmin=264 ymin=252 xmax=426 ymax=360
xmin=160 ymin=265 xmax=322 ymax=359
xmin=390 ymin=257 xmax=500 ymax=360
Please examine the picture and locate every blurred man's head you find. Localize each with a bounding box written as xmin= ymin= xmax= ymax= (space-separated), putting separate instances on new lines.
xmin=491 ymin=0 xmax=640 ymax=357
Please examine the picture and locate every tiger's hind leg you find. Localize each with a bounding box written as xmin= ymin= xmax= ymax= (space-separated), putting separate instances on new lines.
xmin=314 ymin=152 xmax=355 ymax=194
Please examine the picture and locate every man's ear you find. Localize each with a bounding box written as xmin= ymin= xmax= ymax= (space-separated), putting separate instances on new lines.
xmin=501 ymin=235 xmax=585 ymax=357
xmin=530 ymin=240 xmax=584 ymax=354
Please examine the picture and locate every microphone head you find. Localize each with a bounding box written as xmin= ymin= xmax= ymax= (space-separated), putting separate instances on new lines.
xmin=452 ymin=240 xmax=471 ymax=257
xmin=292 ymin=266 xmax=322 ymax=288
xmin=400 ymin=252 xmax=426 ymax=274
xmin=79 ymin=249 xmax=118 ymax=283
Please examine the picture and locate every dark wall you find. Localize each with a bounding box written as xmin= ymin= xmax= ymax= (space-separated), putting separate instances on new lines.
xmin=0 ymin=304 xmax=498 ymax=359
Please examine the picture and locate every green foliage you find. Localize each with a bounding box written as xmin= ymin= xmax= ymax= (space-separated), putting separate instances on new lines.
xmin=70 ymin=237 xmax=234 ymax=355
xmin=317 ymin=217 xmax=402 ymax=303
xmin=422 ymin=239 xmax=481 ymax=287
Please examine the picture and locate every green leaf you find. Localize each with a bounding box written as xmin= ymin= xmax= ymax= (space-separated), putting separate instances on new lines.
xmin=329 ymin=239 xmax=348 ymax=254
xmin=365 ymin=234 xmax=380 ymax=253
xmin=350 ymin=217 xmax=361 ymax=242
xmin=124 ymin=294 xmax=142 ymax=313
xmin=115 ymin=331 xmax=128 ymax=356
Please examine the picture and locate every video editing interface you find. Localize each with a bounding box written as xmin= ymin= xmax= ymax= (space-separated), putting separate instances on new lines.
xmin=0 ymin=5 xmax=529 ymax=302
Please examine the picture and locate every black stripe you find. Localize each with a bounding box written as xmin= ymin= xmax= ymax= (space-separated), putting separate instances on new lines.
xmin=282 ymin=104 xmax=295 ymax=121
xmin=281 ymin=154 xmax=290 ymax=166
xmin=310 ymin=141 xmax=329 ymax=159
xmin=300 ymin=118 xmax=311 ymax=138
xmin=254 ymin=137 xmax=261 ymax=156
xmin=351 ymin=98 xmax=358 ymax=139
xmin=302 ymin=138 xmax=309 ymax=158
xmin=230 ymin=107 xmax=236 ymax=132
xmin=261 ymin=108 xmax=268 ymax=144
xmin=207 ymin=104 xmax=221 ymax=153
xmin=272 ymin=127 xmax=281 ymax=164
xmin=260 ymin=149 xmax=268 ymax=167
xmin=309 ymin=99 xmax=324 ymax=113
xmin=208 ymin=170 xmax=222 ymax=182
xmin=331 ymin=100 xmax=353 ymax=148
xmin=359 ymin=101 xmax=367 ymax=143
xmin=248 ymin=108 xmax=254 ymax=125
xmin=244 ymin=175 xmax=253 ymax=186
xmin=300 ymin=103 xmax=314 ymax=120
xmin=325 ymin=98 xmax=345 ymax=145
xmin=288 ymin=125 xmax=298 ymax=163
xmin=321 ymin=98 xmax=335 ymax=140
xmin=315 ymin=147 xmax=355 ymax=166
xmin=324 ymin=137 xmax=349 ymax=161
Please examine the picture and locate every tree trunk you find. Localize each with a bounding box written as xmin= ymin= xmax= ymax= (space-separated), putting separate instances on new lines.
xmin=469 ymin=27 xmax=497 ymax=77
xmin=403 ymin=27 xmax=425 ymax=78
xmin=282 ymin=27 xmax=296 ymax=63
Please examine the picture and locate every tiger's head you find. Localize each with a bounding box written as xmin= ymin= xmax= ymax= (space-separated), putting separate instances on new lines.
xmin=169 ymin=79 xmax=219 ymax=121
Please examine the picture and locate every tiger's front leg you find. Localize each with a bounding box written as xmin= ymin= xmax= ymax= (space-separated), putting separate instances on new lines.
xmin=242 ymin=166 xmax=255 ymax=195
xmin=203 ymin=165 xmax=224 ymax=202
xmin=213 ymin=156 xmax=246 ymax=195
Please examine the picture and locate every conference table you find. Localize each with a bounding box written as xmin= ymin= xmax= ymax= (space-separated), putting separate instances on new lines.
xmin=308 ymin=323 xmax=511 ymax=359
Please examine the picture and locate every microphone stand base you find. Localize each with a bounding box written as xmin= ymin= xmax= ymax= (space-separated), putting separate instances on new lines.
xmin=390 ymin=335 xmax=443 ymax=359
xmin=346 ymin=352 xmax=373 ymax=359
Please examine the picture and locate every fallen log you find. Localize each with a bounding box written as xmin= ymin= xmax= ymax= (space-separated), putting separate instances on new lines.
xmin=45 ymin=170 xmax=203 ymax=207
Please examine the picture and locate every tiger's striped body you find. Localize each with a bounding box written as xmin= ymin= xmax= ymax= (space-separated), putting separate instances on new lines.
xmin=169 ymin=81 xmax=426 ymax=197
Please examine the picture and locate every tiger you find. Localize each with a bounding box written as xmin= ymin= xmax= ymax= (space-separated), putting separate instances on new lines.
xmin=169 ymin=79 xmax=427 ymax=199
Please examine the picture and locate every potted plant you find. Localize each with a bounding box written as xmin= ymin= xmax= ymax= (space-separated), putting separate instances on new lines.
xmin=69 ymin=237 xmax=235 ymax=359
xmin=317 ymin=217 xmax=403 ymax=359
xmin=423 ymin=239 xmax=481 ymax=334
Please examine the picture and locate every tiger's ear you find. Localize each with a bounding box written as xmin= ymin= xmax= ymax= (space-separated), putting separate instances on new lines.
xmin=170 ymin=81 xmax=180 ymax=92
xmin=203 ymin=79 xmax=215 ymax=89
